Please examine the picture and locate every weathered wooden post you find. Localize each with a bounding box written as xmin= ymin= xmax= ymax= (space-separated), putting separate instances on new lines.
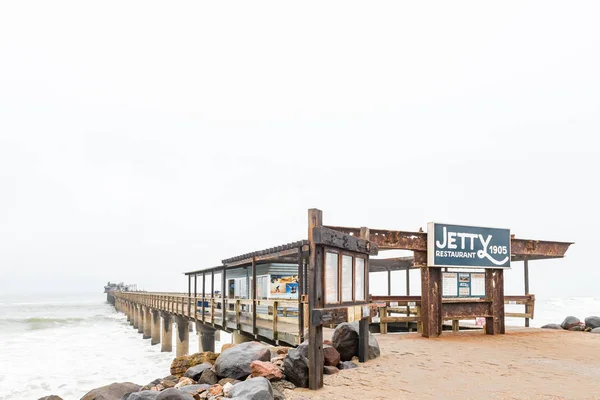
xmin=358 ymin=227 xmax=370 ymax=362
xmin=307 ymin=208 xmax=324 ymax=390
xmin=420 ymin=265 xmax=443 ymax=338
xmin=485 ymin=269 xmax=505 ymax=334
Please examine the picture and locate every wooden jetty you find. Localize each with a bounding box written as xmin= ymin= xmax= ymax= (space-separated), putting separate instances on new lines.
xmin=110 ymin=208 xmax=572 ymax=390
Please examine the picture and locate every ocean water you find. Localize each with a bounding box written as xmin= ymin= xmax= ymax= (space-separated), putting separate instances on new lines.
xmin=0 ymin=294 xmax=599 ymax=400
xmin=0 ymin=293 xmax=229 ymax=400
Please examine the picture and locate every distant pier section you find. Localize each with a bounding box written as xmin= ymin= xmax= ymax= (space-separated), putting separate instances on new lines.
xmin=104 ymin=282 xmax=137 ymax=305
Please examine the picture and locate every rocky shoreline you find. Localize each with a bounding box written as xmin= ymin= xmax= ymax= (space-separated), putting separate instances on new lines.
xmin=541 ymin=315 xmax=600 ymax=332
xmin=38 ymin=322 xmax=380 ymax=400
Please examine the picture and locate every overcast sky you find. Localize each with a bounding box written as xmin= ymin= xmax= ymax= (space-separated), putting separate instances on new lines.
xmin=1 ymin=1 xmax=598 ymax=299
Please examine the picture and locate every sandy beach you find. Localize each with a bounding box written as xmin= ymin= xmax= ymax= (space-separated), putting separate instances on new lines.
xmin=287 ymin=329 xmax=600 ymax=400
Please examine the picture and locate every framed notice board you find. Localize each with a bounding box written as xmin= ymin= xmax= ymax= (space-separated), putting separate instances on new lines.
xmin=442 ymin=272 xmax=486 ymax=298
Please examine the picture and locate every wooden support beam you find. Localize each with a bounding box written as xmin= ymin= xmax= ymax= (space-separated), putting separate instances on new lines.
xmin=308 ymin=208 xmax=324 ymax=390
xmin=297 ymin=248 xmax=304 ymax=343
xmin=524 ymin=257 xmax=530 ymax=327
xmin=323 ymin=225 xmax=572 ymax=260
xmin=420 ymin=266 xmax=442 ymax=338
xmin=312 ymin=226 xmax=377 ymax=255
xmin=485 ymin=269 xmax=505 ymax=335
xmin=358 ymin=317 xmax=369 ymax=363
xmin=222 ymin=266 xmax=227 ymax=327
xmin=252 ymin=257 xmax=257 ymax=336
xmin=202 ymin=271 xmax=206 ymax=324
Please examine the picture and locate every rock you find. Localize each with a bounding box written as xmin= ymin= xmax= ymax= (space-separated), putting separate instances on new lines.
xmin=214 ymin=341 xmax=271 ymax=380
xmin=228 ymin=377 xmax=273 ymax=400
xmin=175 ymin=377 xmax=195 ymax=388
xmin=217 ymin=378 xmax=238 ymax=386
xmin=275 ymin=346 xmax=291 ymax=355
xmin=81 ymin=382 xmax=141 ymax=400
xmin=332 ymin=322 xmax=380 ymax=361
xmin=170 ymin=352 xmax=220 ymax=377
xmin=38 ymin=396 xmax=63 ymax=400
xmin=125 ymin=392 xmax=160 ymax=400
xmin=591 ymin=327 xmax=600 ymax=334
xmin=198 ymin=368 xmax=218 ymax=385
xmin=560 ymin=316 xmax=581 ymax=330
xmin=283 ymin=344 xmax=309 ymax=388
xmin=250 ymin=360 xmax=284 ymax=381
xmin=323 ymin=366 xmax=339 ymax=375
xmin=221 ymin=343 xmax=237 ymax=352
xmin=178 ymin=384 xmax=210 ymax=395
xmin=155 ymin=388 xmax=194 ymax=399
xmin=569 ymin=324 xmax=586 ymax=331
xmin=272 ymin=387 xmax=285 ymax=400
xmin=184 ymin=362 xmax=213 ymax=381
xmin=323 ymin=345 xmax=341 ymax=367
xmin=222 ymin=382 xmax=234 ymax=397
xmin=323 ymin=340 xmax=333 ymax=346
xmin=337 ymin=361 xmax=358 ymax=370
xmin=208 ymin=384 xmax=223 ymax=396
xmin=541 ymin=323 xmax=563 ymax=329
xmin=161 ymin=380 xmax=176 ymax=389
xmin=163 ymin=376 xmax=179 ymax=382
xmin=585 ymin=316 xmax=600 ymax=329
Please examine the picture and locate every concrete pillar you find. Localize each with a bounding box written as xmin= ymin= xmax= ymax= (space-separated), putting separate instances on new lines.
xmin=176 ymin=316 xmax=190 ymax=357
xmin=151 ymin=310 xmax=161 ymax=345
xmin=232 ymin=331 xmax=252 ymax=344
xmin=132 ymin=305 xmax=139 ymax=330
xmin=215 ymin=329 xmax=221 ymax=343
xmin=143 ymin=307 xmax=152 ymax=339
xmin=137 ymin=306 xmax=144 ymax=334
xmin=196 ymin=322 xmax=216 ymax=352
xmin=126 ymin=303 xmax=131 ymax=322
xmin=189 ymin=321 xmax=195 ymax=332
xmin=161 ymin=312 xmax=173 ymax=352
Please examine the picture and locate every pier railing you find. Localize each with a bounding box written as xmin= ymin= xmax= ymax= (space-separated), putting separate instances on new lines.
xmin=372 ymin=294 xmax=536 ymax=333
xmin=113 ymin=291 xmax=304 ymax=345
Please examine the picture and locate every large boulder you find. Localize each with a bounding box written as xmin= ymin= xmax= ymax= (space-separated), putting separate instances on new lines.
xmin=541 ymin=323 xmax=563 ymax=329
xmin=323 ymin=345 xmax=341 ymax=367
xmin=170 ymin=352 xmax=219 ymax=377
xmin=561 ymin=316 xmax=581 ymax=330
xmin=585 ymin=316 xmax=600 ymax=329
xmin=228 ymin=377 xmax=274 ymax=400
xmin=332 ymin=322 xmax=380 ymax=361
xmin=155 ymin=388 xmax=193 ymax=399
xmin=283 ymin=344 xmax=309 ymax=388
xmin=124 ymin=392 xmax=160 ymax=400
xmin=81 ymin=382 xmax=141 ymax=400
xmin=214 ymin=341 xmax=271 ymax=380
xmin=250 ymin=360 xmax=283 ymax=381
xmin=183 ymin=362 xmax=212 ymax=381
xmin=591 ymin=327 xmax=600 ymax=334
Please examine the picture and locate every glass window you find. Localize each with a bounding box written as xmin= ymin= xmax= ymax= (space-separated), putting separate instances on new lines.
xmin=325 ymin=252 xmax=339 ymax=304
xmin=341 ymin=255 xmax=353 ymax=302
xmin=355 ymin=258 xmax=365 ymax=301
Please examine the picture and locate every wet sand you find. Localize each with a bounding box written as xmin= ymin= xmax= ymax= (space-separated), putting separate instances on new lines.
xmin=287 ymin=329 xmax=600 ymax=400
